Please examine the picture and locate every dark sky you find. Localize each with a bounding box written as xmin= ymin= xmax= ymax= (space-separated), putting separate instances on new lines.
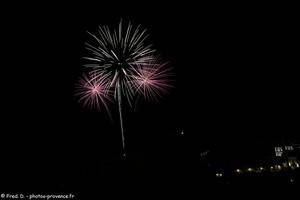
xmin=1 ymin=2 xmax=299 ymax=192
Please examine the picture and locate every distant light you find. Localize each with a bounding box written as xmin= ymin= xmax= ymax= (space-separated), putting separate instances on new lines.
xmin=275 ymin=152 xmax=283 ymax=157
xmin=259 ymin=167 xmax=264 ymax=170
xmin=274 ymin=147 xmax=283 ymax=151
xmin=235 ymin=169 xmax=241 ymax=173
xmin=200 ymin=151 xmax=209 ymax=157
xmin=180 ymin=130 xmax=184 ymax=135
xmin=296 ymin=162 xmax=299 ymax=168
xmin=285 ymin=146 xmax=294 ymax=151
xmin=216 ymin=173 xmax=223 ymax=177
xmin=270 ymin=166 xmax=274 ymax=170
xmin=274 ymin=147 xmax=283 ymax=157
xmin=247 ymin=168 xmax=253 ymax=172
xmin=290 ymin=178 xmax=294 ymax=183
xmin=277 ymin=165 xmax=282 ymax=170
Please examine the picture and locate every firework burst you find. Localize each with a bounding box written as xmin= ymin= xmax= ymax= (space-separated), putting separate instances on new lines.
xmin=75 ymin=73 xmax=111 ymax=112
xmin=77 ymin=20 xmax=173 ymax=158
xmin=84 ymin=20 xmax=155 ymax=105
xmin=133 ymin=60 xmax=173 ymax=101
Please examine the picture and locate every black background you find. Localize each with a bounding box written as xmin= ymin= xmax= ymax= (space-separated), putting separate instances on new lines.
xmin=1 ymin=1 xmax=299 ymax=195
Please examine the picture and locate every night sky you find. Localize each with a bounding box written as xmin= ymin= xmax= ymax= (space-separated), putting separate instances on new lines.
xmin=1 ymin=2 xmax=299 ymax=194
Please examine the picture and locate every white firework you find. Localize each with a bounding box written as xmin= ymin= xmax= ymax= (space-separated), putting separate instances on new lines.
xmin=83 ymin=20 xmax=157 ymax=157
xmin=84 ymin=20 xmax=156 ymax=105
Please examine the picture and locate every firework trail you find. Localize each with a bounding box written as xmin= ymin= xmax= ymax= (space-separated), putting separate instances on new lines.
xmin=116 ymin=82 xmax=126 ymax=158
xmin=78 ymin=20 xmax=172 ymax=158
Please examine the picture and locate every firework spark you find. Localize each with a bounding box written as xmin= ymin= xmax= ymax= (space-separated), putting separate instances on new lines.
xmin=75 ymin=73 xmax=111 ymax=112
xmin=133 ymin=61 xmax=173 ymax=101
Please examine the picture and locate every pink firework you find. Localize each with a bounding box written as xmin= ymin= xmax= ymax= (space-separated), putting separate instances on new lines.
xmin=75 ymin=73 xmax=111 ymax=111
xmin=133 ymin=61 xmax=173 ymax=101
xmin=78 ymin=20 xmax=174 ymax=158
